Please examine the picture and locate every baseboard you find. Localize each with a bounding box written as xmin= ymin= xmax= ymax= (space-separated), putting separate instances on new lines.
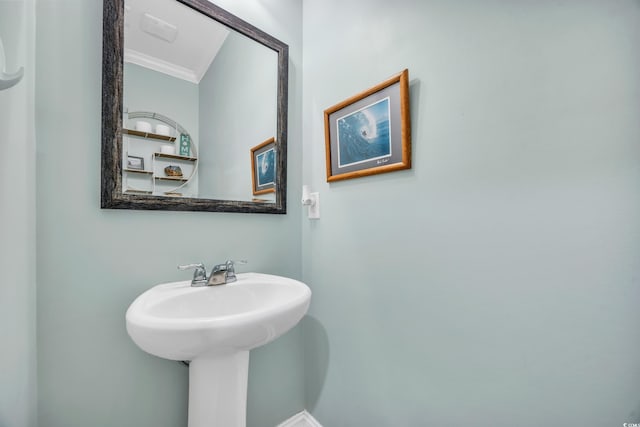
xmin=277 ymin=410 xmax=322 ymax=427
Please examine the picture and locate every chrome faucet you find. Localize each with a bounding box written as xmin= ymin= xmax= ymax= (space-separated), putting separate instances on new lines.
xmin=209 ymin=260 xmax=247 ymax=285
xmin=177 ymin=263 xmax=208 ymax=286
xmin=178 ymin=260 xmax=247 ymax=287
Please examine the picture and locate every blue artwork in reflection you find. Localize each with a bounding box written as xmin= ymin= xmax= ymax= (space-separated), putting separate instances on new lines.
xmin=337 ymin=97 xmax=391 ymax=168
xmin=257 ymin=148 xmax=276 ymax=187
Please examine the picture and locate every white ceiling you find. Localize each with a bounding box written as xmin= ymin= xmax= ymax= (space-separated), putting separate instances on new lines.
xmin=124 ymin=0 xmax=230 ymax=84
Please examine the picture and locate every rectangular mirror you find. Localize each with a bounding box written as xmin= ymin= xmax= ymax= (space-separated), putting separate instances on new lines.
xmin=101 ymin=0 xmax=289 ymax=213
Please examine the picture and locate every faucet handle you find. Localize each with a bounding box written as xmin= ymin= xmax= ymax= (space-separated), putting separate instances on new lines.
xmin=178 ymin=262 xmax=206 ymax=272
xmin=225 ymin=260 xmax=247 ymax=283
xmin=227 ymin=259 xmax=247 ymax=269
xmin=177 ymin=263 xmax=208 ymax=286
xmin=212 ymin=259 xmax=247 ymax=272
xmin=208 ymin=260 xmax=247 ymax=285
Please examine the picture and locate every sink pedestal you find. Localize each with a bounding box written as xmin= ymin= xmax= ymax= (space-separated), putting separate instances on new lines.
xmin=188 ymin=351 xmax=250 ymax=427
xmin=126 ymin=274 xmax=311 ymax=427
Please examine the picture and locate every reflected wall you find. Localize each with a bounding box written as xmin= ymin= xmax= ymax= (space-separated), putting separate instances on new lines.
xmin=199 ymin=30 xmax=277 ymax=201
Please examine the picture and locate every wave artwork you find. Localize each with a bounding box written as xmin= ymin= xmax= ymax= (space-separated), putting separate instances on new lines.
xmin=257 ymin=148 xmax=275 ymax=186
xmin=336 ymin=97 xmax=391 ymax=168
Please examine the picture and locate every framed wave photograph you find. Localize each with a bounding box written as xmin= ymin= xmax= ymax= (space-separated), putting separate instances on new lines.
xmin=324 ymin=69 xmax=411 ymax=182
xmin=251 ymin=137 xmax=277 ymax=195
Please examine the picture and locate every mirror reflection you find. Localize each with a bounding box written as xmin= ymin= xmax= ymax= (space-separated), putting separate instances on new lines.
xmin=102 ymin=0 xmax=288 ymax=212
xmin=123 ymin=0 xmax=278 ymax=202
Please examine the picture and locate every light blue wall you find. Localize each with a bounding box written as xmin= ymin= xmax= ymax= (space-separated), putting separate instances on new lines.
xmin=124 ymin=62 xmax=199 ymax=144
xmin=0 ymin=0 xmax=36 ymax=426
xmin=21 ymin=0 xmax=640 ymax=425
xmin=35 ymin=1 xmax=302 ymax=427
xmin=199 ymin=30 xmax=277 ymax=201
xmin=302 ymin=0 xmax=640 ymax=426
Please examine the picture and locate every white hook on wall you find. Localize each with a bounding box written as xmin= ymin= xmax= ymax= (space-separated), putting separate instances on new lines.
xmin=302 ymin=185 xmax=320 ymax=219
xmin=0 ymin=37 xmax=24 ymax=91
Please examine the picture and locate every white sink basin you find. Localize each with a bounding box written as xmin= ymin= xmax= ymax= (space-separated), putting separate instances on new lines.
xmin=125 ymin=272 xmax=311 ymax=427
xmin=126 ymin=272 xmax=311 ymax=360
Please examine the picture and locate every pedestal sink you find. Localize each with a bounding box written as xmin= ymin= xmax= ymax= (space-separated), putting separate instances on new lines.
xmin=126 ymin=273 xmax=311 ymax=427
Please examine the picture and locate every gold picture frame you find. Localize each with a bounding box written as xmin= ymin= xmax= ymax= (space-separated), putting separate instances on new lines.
xmin=324 ymin=69 xmax=411 ymax=182
xmin=250 ymin=137 xmax=276 ymax=195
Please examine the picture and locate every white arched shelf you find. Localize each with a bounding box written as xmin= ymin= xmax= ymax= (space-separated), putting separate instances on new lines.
xmin=0 ymin=37 xmax=23 ymax=91
xmin=122 ymin=111 xmax=199 ymax=197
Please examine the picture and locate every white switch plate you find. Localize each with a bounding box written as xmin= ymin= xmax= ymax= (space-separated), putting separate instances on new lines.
xmin=308 ymin=192 xmax=320 ymax=219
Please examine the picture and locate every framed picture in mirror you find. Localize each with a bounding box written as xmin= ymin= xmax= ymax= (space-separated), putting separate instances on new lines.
xmin=251 ymin=137 xmax=276 ymax=195
xmin=126 ymin=155 xmax=145 ymax=171
xmin=324 ymin=69 xmax=411 ymax=182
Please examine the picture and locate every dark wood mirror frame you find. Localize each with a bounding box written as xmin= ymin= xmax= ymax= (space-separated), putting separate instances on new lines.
xmin=101 ymin=0 xmax=289 ymax=213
